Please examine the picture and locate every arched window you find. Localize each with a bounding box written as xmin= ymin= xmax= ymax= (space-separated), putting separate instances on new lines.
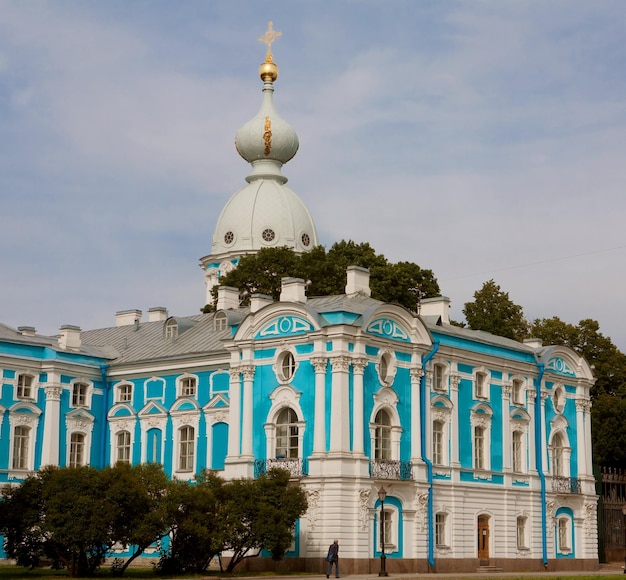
xmin=374 ymin=409 xmax=392 ymax=460
xmin=12 ymin=425 xmax=30 ymax=469
xmin=276 ymin=407 xmax=299 ymax=459
xmin=178 ymin=426 xmax=195 ymax=472
xmin=116 ymin=430 xmax=131 ymax=464
xmin=69 ymin=433 xmax=85 ymax=467
xmin=433 ymin=420 xmax=445 ymax=466
xmin=277 ymin=351 xmax=296 ymax=382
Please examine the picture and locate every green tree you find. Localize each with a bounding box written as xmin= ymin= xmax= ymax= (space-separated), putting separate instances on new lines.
xmin=219 ymin=468 xmax=307 ymax=572
xmin=463 ymin=279 xmax=529 ymax=340
xmin=206 ymin=241 xmax=439 ymax=312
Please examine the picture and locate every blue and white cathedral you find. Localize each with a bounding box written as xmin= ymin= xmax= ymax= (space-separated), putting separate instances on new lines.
xmin=0 ymin=28 xmax=599 ymax=573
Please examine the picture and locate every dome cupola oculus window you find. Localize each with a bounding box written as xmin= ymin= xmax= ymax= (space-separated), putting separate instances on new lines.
xmin=262 ymin=228 xmax=276 ymax=243
xmin=224 ymin=231 xmax=235 ymax=245
xmin=378 ymin=351 xmax=396 ymax=385
xmin=301 ymin=233 xmax=310 ymax=247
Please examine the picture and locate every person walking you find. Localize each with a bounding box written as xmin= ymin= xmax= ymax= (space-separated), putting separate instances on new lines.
xmin=326 ymin=539 xmax=339 ymax=578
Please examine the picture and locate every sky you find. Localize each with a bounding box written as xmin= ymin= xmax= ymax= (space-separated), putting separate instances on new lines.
xmin=1 ymin=1 xmax=626 ymax=351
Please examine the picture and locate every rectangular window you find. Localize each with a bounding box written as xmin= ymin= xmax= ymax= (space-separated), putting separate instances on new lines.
xmin=433 ymin=421 xmax=444 ymax=465
xmin=17 ymin=374 xmax=33 ymax=399
xmin=181 ymin=377 xmax=197 ymax=397
xmin=72 ymin=383 xmax=88 ymax=407
xmin=69 ymin=433 xmax=85 ymax=467
xmin=116 ymin=431 xmax=131 ymax=464
xmin=435 ymin=513 xmax=447 ymax=547
xmin=380 ymin=509 xmax=393 ymax=550
xmin=558 ymin=518 xmax=569 ymax=550
xmin=512 ymin=379 xmax=524 ymax=405
xmin=474 ymin=426 xmax=485 ymax=470
xmin=475 ymin=372 xmax=487 ymax=398
xmin=433 ymin=364 xmax=445 ymax=391
xmin=512 ymin=431 xmax=523 ymax=473
xmin=12 ymin=426 xmax=30 ymax=469
xmin=517 ymin=516 xmax=527 ymax=549
xmin=118 ymin=383 xmax=132 ymax=403
xmin=179 ymin=426 xmax=195 ymax=471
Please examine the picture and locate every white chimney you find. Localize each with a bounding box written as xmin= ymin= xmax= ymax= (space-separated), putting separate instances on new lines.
xmin=419 ymin=296 xmax=450 ymax=324
xmin=18 ymin=326 xmax=36 ymax=337
xmin=59 ymin=325 xmax=81 ymax=350
xmin=116 ymin=309 xmax=142 ymax=327
xmin=250 ymin=293 xmax=274 ymax=313
xmin=345 ymin=266 xmax=371 ymax=296
xmin=217 ymin=286 xmax=240 ymax=310
xmin=280 ymin=277 xmax=307 ymax=303
xmin=148 ymin=307 xmax=168 ymax=322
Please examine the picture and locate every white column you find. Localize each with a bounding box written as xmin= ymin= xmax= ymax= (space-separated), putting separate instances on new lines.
xmin=527 ymin=389 xmax=537 ymax=473
xmin=329 ymin=356 xmax=350 ymax=453
xmin=450 ymin=373 xmax=461 ymax=468
xmin=352 ymin=358 xmax=367 ymax=455
xmin=410 ymin=367 xmax=423 ymax=462
xmin=312 ymin=357 xmax=328 ymax=454
xmin=41 ymin=379 xmax=62 ymax=466
xmin=502 ymin=382 xmax=512 ymax=471
xmin=227 ymin=368 xmax=241 ymax=457
xmin=575 ymin=399 xmax=589 ymax=476
xmin=241 ymin=366 xmax=255 ymax=458
xmin=540 ymin=391 xmax=549 ymax=470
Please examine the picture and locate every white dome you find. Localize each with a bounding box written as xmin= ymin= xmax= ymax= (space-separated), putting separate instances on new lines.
xmin=211 ymin=176 xmax=318 ymax=255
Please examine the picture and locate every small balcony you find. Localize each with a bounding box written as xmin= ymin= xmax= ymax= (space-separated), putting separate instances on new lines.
xmin=370 ymin=459 xmax=413 ymax=481
xmin=552 ymin=476 xmax=581 ymax=494
xmin=254 ymin=458 xmax=307 ymax=478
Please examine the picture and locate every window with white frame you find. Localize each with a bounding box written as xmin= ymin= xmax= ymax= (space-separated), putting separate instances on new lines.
xmin=380 ymin=508 xmax=393 ymax=550
xmin=374 ymin=409 xmax=392 ymax=460
xmin=512 ymin=430 xmax=523 ymax=473
xmin=475 ymin=371 xmax=488 ymax=399
xmin=557 ymin=517 xmax=571 ymax=552
xmin=433 ymin=420 xmax=445 ymax=466
xmin=178 ymin=425 xmax=195 ymax=472
xmin=435 ymin=512 xmax=448 ymax=547
xmin=277 ymin=351 xmax=296 ymax=382
xmin=117 ymin=383 xmax=133 ymax=403
xmin=180 ymin=376 xmax=197 ymax=397
xmin=12 ymin=425 xmax=30 ymax=469
xmin=517 ymin=515 xmax=528 ymax=550
xmin=214 ymin=313 xmax=227 ymax=331
xmin=474 ymin=425 xmax=486 ymax=470
xmin=512 ymin=379 xmax=524 ymax=405
xmin=433 ymin=363 xmax=446 ymax=391
xmin=116 ymin=431 xmax=131 ymax=464
xmin=165 ymin=319 xmax=178 ymax=339
xmin=551 ymin=432 xmax=564 ymax=476
xmin=17 ymin=374 xmax=34 ymax=399
xmin=276 ymin=407 xmax=299 ymax=459
xmin=72 ymin=382 xmax=88 ymax=407
xmin=69 ymin=432 xmax=85 ymax=467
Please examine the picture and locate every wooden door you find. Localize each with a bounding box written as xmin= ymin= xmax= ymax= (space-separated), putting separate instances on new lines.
xmin=477 ymin=515 xmax=490 ymax=559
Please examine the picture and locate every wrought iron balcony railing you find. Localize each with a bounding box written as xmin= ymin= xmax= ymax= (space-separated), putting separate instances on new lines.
xmin=254 ymin=458 xmax=306 ymax=478
xmin=370 ymin=459 xmax=413 ymax=481
xmin=552 ymin=476 xmax=582 ymax=494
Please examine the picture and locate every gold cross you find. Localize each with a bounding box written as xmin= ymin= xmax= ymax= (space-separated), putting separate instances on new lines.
xmin=259 ymin=21 xmax=282 ymax=61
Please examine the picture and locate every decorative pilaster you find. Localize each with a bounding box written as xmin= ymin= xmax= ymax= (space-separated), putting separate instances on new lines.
xmin=410 ymin=367 xmax=424 ymax=462
xmin=575 ymin=399 xmax=591 ymax=476
xmin=40 ymin=383 xmax=62 ymax=466
xmin=227 ymin=368 xmax=242 ymax=457
xmin=240 ymin=365 xmax=255 ymax=458
xmin=540 ymin=391 xmax=549 ymax=470
xmin=449 ymin=373 xmax=461 ymax=467
xmin=352 ymin=358 xmax=367 ymax=455
xmin=502 ymin=382 xmax=512 ymax=471
xmin=311 ymin=357 xmax=328 ymax=454
xmin=329 ymin=356 xmax=350 ymax=453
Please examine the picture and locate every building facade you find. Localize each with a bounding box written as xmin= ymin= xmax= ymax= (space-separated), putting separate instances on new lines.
xmin=0 ymin=37 xmax=599 ymax=573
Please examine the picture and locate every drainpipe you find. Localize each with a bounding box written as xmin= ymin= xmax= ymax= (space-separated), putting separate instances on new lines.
xmin=99 ymin=364 xmax=110 ymax=469
xmin=534 ymin=360 xmax=548 ymax=566
xmin=420 ymin=340 xmax=439 ymax=569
